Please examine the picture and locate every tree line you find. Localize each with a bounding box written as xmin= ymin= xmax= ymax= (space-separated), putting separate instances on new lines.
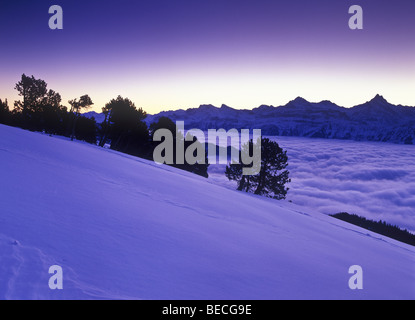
xmin=0 ymin=74 xmax=209 ymax=178
xmin=330 ymin=212 xmax=415 ymax=246
xmin=1 ymin=74 xmax=292 ymax=198
xmin=1 ymin=74 xmax=96 ymax=144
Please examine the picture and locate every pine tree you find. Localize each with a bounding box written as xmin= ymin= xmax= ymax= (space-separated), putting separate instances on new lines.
xmin=225 ymin=138 xmax=290 ymax=199
xmin=105 ymin=96 xmax=149 ymax=155
xmin=68 ymin=94 xmax=94 ymax=141
xmin=150 ymin=117 xmax=209 ymax=178
xmin=0 ymin=99 xmax=10 ymax=124
xmin=14 ymin=74 xmax=48 ymax=129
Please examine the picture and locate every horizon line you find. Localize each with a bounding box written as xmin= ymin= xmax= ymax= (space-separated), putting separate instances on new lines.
xmin=78 ymin=94 xmax=414 ymax=115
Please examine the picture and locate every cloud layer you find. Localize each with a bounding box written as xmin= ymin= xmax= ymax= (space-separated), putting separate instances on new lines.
xmin=208 ymin=136 xmax=415 ymax=233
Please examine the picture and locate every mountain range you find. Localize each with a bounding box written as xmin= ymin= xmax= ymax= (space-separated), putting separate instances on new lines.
xmin=85 ymin=95 xmax=415 ymax=144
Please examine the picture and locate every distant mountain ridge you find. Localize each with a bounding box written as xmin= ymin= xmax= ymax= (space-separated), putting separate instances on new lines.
xmin=84 ymin=95 xmax=415 ymax=144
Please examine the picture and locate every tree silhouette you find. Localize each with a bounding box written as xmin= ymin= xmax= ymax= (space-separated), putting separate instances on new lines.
xmin=103 ymin=96 xmax=149 ymax=155
xmin=331 ymin=212 xmax=415 ymax=246
xmin=13 ymin=74 xmax=70 ymax=133
xmin=37 ymin=89 xmax=66 ymax=134
xmin=74 ymin=116 xmax=97 ymax=144
xmin=98 ymin=103 xmax=112 ymax=147
xmin=0 ymin=99 xmax=10 ymax=124
xmin=150 ymin=116 xmax=209 ymax=178
xmin=226 ymin=138 xmax=290 ymax=199
xmin=68 ymin=94 xmax=94 ymax=141
xmin=14 ymin=74 xmax=48 ymax=129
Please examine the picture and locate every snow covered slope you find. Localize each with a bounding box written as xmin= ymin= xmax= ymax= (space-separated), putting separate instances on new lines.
xmin=0 ymin=124 xmax=414 ymax=299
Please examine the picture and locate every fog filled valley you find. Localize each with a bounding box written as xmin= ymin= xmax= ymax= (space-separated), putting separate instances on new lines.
xmin=208 ymin=136 xmax=415 ymax=233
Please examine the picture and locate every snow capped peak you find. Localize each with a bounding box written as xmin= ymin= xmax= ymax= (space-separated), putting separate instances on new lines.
xmin=293 ymin=96 xmax=309 ymax=103
xmin=287 ymin=96 xmax=310 ymax=106
xmin=81 ymin=111 xmax=106 ymax=123
xmin=199 ymin=104 xmax=218 ymax=110
xmin=254 ymin=104 xmax=274 ymax=112
xmin=191 ymin=104 xmax=219 ymax=116
xmin=369 ymin=94 xmax=389 ymax=105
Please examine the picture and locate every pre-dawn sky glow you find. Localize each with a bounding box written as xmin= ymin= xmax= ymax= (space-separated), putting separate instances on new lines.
xmin=1 ymin=0 xmax=414 ymax=113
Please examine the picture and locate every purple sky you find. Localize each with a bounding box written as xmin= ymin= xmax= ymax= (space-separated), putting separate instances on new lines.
xmin=1 ymin=0 xmax=414 ymax=113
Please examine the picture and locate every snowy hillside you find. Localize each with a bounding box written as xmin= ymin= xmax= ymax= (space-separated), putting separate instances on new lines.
xmin=0 ymin=124 xmax=414 ymax=299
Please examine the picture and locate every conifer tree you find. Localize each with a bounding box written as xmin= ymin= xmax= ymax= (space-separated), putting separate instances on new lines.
xmin=226 ymin=138 xmax=290 ymax=199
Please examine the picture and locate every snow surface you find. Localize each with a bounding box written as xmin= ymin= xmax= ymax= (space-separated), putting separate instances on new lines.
xmin=0 ymin=124 xmax=414 ymax=299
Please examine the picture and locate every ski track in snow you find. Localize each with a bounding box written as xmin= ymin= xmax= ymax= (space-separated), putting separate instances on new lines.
xmin=0 ymin=233 xmax=141 ymax=300
xmin=0 ymin=233 xmax=54 ymax=299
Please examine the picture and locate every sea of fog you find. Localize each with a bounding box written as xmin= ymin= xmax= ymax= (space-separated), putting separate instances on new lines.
xmin=206 ymin=136 xmax=415 ymax=233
